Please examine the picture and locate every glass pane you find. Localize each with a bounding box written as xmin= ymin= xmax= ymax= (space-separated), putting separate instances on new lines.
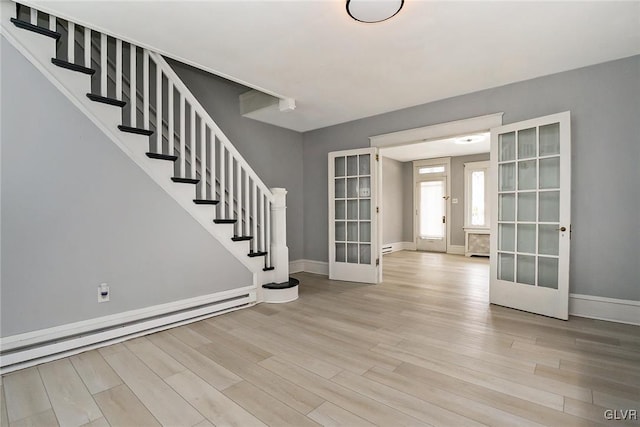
xmin=518 ymin=160 xmax=537 ymax=190
xmin=347 ymin=178 xmax=358 ymax=198
xmin=359 ymin=199 xmax=371 ymax=220
xmin=499 ymin=194 xmax=515 ymax=221
xmin=335 ymin=200 xmax=345 ymax=220
xmin=517 ymin=255 xmax=535 ymax=285
xmin=538 ymin=257 xmax=559 ymax=289
xmin=499 ymin=132 xmax=515 ymax=161
xmin=538 ymin=224 xmax=559 ymax=256
xmin=539 ymin=191 xmax=560 ymax=222
xmin=540 ymin=157 xmax=560 ymax=189
xmin=359 ymin=244 xmax=371 ymax=264
xmin=335 ymin=157 xmax=346 ymax=177
xmin=335 ymin=179 xmax=345 ymax=198
xmin=359 ymin=154 xmax=370 ymax=175
xmin=518 ymin=127 xmax=537 ymax=159
xmin=359 ymin=177 xmax=371 ymax=197
xmin=347 ymin=200 xmax=358 ymax=220
xmin=359 ymin=222 xmax=371 ymax=242
xmin=335 ymin=221 xmax=346 ymax=241
xmin=539 ymin=123 xmax=560 ymax=156
xmin=498 ymin=253 xmax=514 ymax=281
xmin=517 ymin=193 xmax=536 ymax=222
xmin=347 ymin=243 xmax=358 ymax=263
xmin=470 ymin=171 xmax=485 ymax=226
xmin=419 ymin=181 xmax=444 ymax=238
xmin=347 ymin=155 xmax=358 ymax=176
xmin=517 ymin=224 xmax=536 ymax=254
xmin=335 ymin=243 xmax=346 ymax=262
xmin=347 ymin=222 xmax=358 ymax=242
xmin=499 ymin=163 xmax=515 ymax=191
xmin=418 ymin=166 xmax=445 ymax=174
xmin=499 ymin=223 xmax=515 ymax=252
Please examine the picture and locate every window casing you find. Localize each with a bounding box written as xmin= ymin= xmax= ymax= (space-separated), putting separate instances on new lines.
xmin=464 ymin=160 xmax=490 ymax=228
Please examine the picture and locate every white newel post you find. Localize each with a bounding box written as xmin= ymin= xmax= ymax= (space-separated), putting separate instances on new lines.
xmin=270 ymin=188 xmax=289 ymax=284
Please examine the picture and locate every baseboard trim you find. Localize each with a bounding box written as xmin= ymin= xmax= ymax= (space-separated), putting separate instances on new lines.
xmin=289 ymin=259 xmax=305 ymax=274
xmin=447 ymin=245 xmax=465 ymax=255
xmin=0 ymin=286 xmax=256 ymax=372
xmin=569 ymin=294 xmax=640 ymax=326
xmin=289 ymin=259 xmax=329 ymax=276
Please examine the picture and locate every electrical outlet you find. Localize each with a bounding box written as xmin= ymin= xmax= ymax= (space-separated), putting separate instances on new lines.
xmin=98 ymin=283 xmax=110 ymax=302
xmin=452 ymin=198 xmax=459 ymax=204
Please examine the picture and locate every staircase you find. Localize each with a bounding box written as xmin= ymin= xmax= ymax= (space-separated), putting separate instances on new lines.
xmin=1 ymin=0 xmax=297 ymax=361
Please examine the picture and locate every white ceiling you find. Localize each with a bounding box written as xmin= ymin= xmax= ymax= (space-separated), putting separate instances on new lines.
xmin=380 ymin=133 xmax=490 ymax=162
xmin=27 ymin=1 xmax=640 ymax=132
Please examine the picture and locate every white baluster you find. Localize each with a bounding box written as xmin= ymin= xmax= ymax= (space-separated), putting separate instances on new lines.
xmin=100 ymin=33 xmax=107 ymax=97
xmin=199 ymin=118 xmax=206 ymax=199
xmin=266 ymin=198 xmax=271 ymax=267
xmin=179 ymin=94 xmax=185 ymax=176
xmin=168 ymin=81 xmax=174 ymax=156
xmin=155 ymin=63 xmax=162 ymax=153
xmin=209 ymin=131 xmax=216 ymax=211
xmin=130 ymin=45 xmax=137 ymax=126
xmin=244 ymin=169 xmax=250 ymax=237
xmin=143 ymin=50 xmax=149 ymax=129
xmin=220 ymin=145 xmax=226 ymax=217
xmin=116 ymin=39 xmax=122 ymax=101
xmin=30 ymin=8 xmax=37 ymax=25
xmin=49 ymin=15 xmax=56 ymax=31
xmin=190 ymin=106 xmax=196 ymax=179
xmin=261 ymin=193 xmax=266 ymax=253
xmin=83 ymin=28 xmax=90 ymax=68
xmin=237 ymin=164 xmax=243 ymax=235
xmin=67 ymin=22 xmax=74 ymax=63
xmin=228 ymin=153 xmax=234 ymax=220
xmin=252 ymin=183 xmax=258 ymax=252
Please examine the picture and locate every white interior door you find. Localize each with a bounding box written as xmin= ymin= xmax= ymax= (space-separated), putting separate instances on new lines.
xmin=490 ymin=111 xmax=571 ymax=320
xmin=416 ymin=178 xmax=447 ymax=252
xmin=329 ymin=148 xmax=380 ymax=283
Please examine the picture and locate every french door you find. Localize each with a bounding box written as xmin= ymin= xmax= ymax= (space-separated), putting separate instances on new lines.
xmin=416 ymin=178 xmax=447 ymax=252
xmin=490 ymin=111 xmax=571 ymax=320
xmin=328 ymin=148 xmax=380 ymax=284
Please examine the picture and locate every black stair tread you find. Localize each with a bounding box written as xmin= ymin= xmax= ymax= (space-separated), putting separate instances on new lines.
xmin=231 ymin=236 xmax=253 ymax=242
xmin=263 ymin=277 xmax=300 ymax=290
xmin=87 ymin=93 xmax=126 ymax=107
xmin=193 ymin=199 xmax=219 ymax=205
xmin=248 ymin=251 xmax=268 ymax=258
xmin=146 ymin=152 xmax=178 ymax=162
xmin=171 ymin=177 xmax=200 ymax=184
xmin=263 ymin=266 xmax=275 ymax=272
xmin=11 ymin=18 xmax=61 ymax=40
xmin=51 ymin=58 xmax=96 ymax=75
xmin=213 ymin=219 xmax=237 ymax=224
xmin=118 ymin=125 xmax=154 ymax=136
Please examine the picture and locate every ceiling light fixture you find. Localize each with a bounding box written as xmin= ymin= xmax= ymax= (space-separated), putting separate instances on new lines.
xmin=346 ymin=0 xmax=404 ymax=23
xmin=454 ymin=134 xmax=486 ymax=145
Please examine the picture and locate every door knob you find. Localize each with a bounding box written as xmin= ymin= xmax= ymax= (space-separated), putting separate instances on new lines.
xmin=557 ymin=226 xmax=566 ymax=232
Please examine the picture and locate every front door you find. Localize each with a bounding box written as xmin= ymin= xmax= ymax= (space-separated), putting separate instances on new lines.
xmin=490 ymin=111 xmax=571 ymax=320
xmin=416 ymin=178 xmax=447 ymax=252
xmin=328 ymin=148 xmax=380 ymax=283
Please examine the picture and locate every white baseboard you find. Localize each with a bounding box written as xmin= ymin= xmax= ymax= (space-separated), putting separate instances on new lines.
xmin=289 ymin=259 xmax=329 ymax=276
xmin=447 ymin=245 xmax=465 ymax=255
xmin=569 ymin=294 xmax=640 ymax=326
xmin=0 ymin=286 xmax=256 ymax=373
xmin=382 ymin=242 xmax=415 ymax=254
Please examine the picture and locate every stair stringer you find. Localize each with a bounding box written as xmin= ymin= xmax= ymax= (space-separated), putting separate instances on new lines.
xmin=1 ymin=13 xmax=273 ymax=291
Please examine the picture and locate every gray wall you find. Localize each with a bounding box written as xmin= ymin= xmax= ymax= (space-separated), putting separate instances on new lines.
xmin=381 ymin=157 xmax=404 ymax=245
xmin=450 ymin=153 xmax=490 ymax=246
xmin=1 ymin=38 xmax=252 ymax=337
xmin=303 ymin=55 xmax=640 ymax=301
xmin=166 ymin=60 xmax=304 ymax=261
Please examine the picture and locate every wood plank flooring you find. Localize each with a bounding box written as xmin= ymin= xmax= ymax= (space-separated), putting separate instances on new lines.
xmin=2 ymin=251 xmax=639 ymax=426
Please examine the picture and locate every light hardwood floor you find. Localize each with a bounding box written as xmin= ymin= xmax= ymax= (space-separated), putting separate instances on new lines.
xmin=2 ymin=251 xmax=639 ymax=426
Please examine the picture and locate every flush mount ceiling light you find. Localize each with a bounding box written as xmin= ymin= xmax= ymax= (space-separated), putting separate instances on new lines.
xmin=454 ymin=134 xmax=486 ymax=145
xmin=346 ymin=0 xmax=404 ymax=23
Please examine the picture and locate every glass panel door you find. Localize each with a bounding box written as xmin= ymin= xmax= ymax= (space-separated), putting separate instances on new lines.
xmin=329 ymin=148 xmax=379 ymax=283
xmin=416 ymin=178 xmax=447 ymax=252
xmin=490 ymin=112 xmax=571 ymax=320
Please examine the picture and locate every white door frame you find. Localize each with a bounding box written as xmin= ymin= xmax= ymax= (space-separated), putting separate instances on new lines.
xmin=413 ymin=157 xmax=451 ymax=252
